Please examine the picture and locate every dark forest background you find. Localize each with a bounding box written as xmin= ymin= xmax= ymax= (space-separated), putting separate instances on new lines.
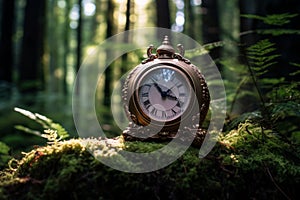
xmin=1 ymin=0 xmax=300 ymax=154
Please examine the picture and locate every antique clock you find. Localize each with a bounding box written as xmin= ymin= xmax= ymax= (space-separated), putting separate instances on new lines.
xmin=122 ymin=36 xmax=210 ymax=145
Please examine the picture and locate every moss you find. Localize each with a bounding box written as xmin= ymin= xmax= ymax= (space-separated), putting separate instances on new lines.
xmin=0 ymin=142 xmax=11 ymax=170
xmin=0 ymin=123 xmax=299 ymax=199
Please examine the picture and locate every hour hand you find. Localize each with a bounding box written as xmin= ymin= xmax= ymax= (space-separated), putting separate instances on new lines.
xmin=166 ymin=93 xmax=177 ymax=100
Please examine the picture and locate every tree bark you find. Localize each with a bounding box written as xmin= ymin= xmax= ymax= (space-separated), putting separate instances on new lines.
xmin=103 ymin=0 xmax=115 ymax=106
xmin=121 ymin=0 xmax=132 ymax=75
xmin=76 ymin=0 xmax=83 ymax=73
xmin=184 ymin=0 xmax=195 ymax=39
xmin=18 ymin=0 xmax=46 ymax=93
xmin=0 ymin=0 xmax=15 ymax=83
xmin=155 ymin=0 xmax=171 ymax=39
xmin=201 ymin=0 xmax=221 ymax=60
xmin=62 ymin=0 xmax=71 ymax=94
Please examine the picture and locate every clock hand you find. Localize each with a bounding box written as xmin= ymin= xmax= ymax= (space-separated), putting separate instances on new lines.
xmin=165 ymin=92 xmax=178 ymax=101
xmin=153 ymin=82 xmax=164 ymax=95
xmin=165 ymin=84 xmax=177 ymax=94
xmin=151 ymin=78 xmax=177 ymax=99
xmin=151 ymin=78 xmax=171 ymax=98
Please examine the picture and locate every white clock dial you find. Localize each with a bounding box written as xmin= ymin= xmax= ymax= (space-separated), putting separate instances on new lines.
xmin=138 ymin=66 xmax=191 ymax=122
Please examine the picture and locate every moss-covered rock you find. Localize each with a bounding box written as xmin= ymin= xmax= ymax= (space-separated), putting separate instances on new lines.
xmin=0 ymin=123 xmax=299 ymax=200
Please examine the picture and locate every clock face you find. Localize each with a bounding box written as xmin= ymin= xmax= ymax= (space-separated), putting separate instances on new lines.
xmin=137 ymin=66 xmax=191 ymax=122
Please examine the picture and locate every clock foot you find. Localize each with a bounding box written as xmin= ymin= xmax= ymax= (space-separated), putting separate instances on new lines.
xmin=122 ymin=123 xmax=207 ymax=147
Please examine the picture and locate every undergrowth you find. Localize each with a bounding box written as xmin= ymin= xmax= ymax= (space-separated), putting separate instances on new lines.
xmin=0 ymin=120 xmax=299 ymax=199
xmin=221 ymin=13 xmax=300 ymax=147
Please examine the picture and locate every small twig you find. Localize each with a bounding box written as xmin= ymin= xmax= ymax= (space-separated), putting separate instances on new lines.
xmin=239 ymin=30 xmax=256 ymax=37
xmin=260 ymin=125 xmax=267 ymax=142
xmin=263 ymin=162 xmax=291 ymax=200
xmin=229 ymin=77 xmax=249 ymax=114
xmin=180 ymin=157 xmax=188 ymax=175
xmin=220 ymin=165 xmax=235 ymax=175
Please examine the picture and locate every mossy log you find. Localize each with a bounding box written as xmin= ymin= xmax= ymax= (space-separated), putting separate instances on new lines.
xmin=0 ymin=122 xmax=299 ymax=200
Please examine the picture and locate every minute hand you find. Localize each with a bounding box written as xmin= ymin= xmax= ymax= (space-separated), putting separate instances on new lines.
xmin=153 ymin=82 xmax=164 ymax=95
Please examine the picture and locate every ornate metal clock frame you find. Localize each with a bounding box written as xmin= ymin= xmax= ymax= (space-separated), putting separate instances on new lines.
xmin=122 ymin=36 xmax=210 ymax=146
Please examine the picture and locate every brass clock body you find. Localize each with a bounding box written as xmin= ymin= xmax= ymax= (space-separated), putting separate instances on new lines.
xmin=122 ymin=36 xmax=210 ymax=142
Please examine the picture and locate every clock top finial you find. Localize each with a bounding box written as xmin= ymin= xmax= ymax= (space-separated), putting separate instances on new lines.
xmin=156 ymin=36 xmax=175 ymax=57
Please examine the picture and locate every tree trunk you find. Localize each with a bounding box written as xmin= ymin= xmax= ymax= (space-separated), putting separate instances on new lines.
xmin=239 ymin=0 xmax=259 ymax=48
xmin=121 ymin=0 xmax=132 ymax=75
xmin=103 ymin=0 xmax=115 ymax=107
xmin=76 ymin=0 xmax=83 ymax=73
xmin=74 ymin=0 xmax=83 ymax=95
xmin=48 ymin=0 xmax=59 ymax=93
xmin=62 ymin=0 xmax=71 ymax=94
xmin=184 ymin=0 xmax=195 ymax=39
xmin=201 ymin=0 xmax=221 ymax=60
xmin=0 ymin=0 xmax=15 ymax=83
xmin=18 ymin=0 xmax=46 ymax=93
xmin=155 ymin=0 xmax=171 ymax=39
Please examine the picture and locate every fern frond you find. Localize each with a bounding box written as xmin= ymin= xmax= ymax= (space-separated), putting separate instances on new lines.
xmin=246 ymin=39 xmax=279 ymax=77
xmin=241 ymin=13 xmax=298 ymax=26
xmin=14 ymin=107 xmax=69 ymax=139
xmin=14 ymin=125 xmax=42 ymax=137
xmin=269 ymin=102 xmax=300 ymax=122
xmin=289 ymin=62 xmax=300 ymax=76
xmin=247 ymin=43 xmax=276 ymax=56
xmin=257 ymin=29 xmax=300 ymax=36
xmin=267 ymin=82 xmax=300 ymax=102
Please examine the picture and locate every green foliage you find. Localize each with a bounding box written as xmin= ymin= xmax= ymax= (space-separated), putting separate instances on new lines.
xmin=269 ymin=101 xmax=300 ymax=122
xmin=246 ymin=39 xmax=281 ymax=83
xmin=220 ymin=121 xmax=300 ymax=181
xmin=0 ymin=142 xmax=11 ymax=169
xmin=246 ymin=39 xmax=279 ymax=70
xmin=241 ymin=13 xmax=298 ymax=26
xmin=256 ymin=29 xmax=300 ymax=36
xmin=289 ymin=62 xmax=300 ymax=76
xmin=0 ymin=121 xmax=299 ymax=199
xmin=14 ymin=107 xmax=69 ymax=140
xmin=224 ymin=13 xmax=300 ymax=135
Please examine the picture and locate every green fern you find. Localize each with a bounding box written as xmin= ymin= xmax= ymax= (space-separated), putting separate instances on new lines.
xmin=246 ymin=39 xmax=280 ymax=77
xmin=289 ymin=62 xmax=300 ymax=76
xmin=269 ymin=101 xmax=300 ymax=122
xmin=241 ymin=13 xmax=298 ymax=26
xmin=256 ymin=29 xmax=300 ymax=36
xmin=0 ymin=141 xmax=11 ymax=169
xmin=14 ymin=107 xmax=69 ymax=140
xmin=267 ymin=82 xmax=300 ymax=102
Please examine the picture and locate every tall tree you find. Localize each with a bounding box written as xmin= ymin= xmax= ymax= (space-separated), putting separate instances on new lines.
xmin=121 ymin=0 xmax=132 ymax=75
xmin=184 ymin=0 xmax=196 ymax=39
xmin=239 ymin=0 xmax=259 ymax=49
xmin=0 ymin=0 xmax=15 ymax=83
xmin=48 ymin=0 xmax=59 ymax=92
xmin=74 ymin=0 xmax=83 ymax=95
xmin=18 ymin=0 xmax=46 ymax=92
xmin=62 ymin=0 xmax=71 ymax=94
xmin=201 ymin=0 xmax=221 ymax=60
xmin=155 ymin=0 xmax=171 ymax=39
xmin=103 ymin=0 xmax=115 ymax=106
xmin=76 ymin=0 xmax=83 ymax=73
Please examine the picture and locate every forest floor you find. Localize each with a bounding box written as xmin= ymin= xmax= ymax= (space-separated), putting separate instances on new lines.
xmin=0 ymin=120 xmax=299 ymax=200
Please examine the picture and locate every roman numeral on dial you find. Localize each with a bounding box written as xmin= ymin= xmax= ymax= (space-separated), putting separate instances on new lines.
xmin=143 ymin=100 xmax=151 ymax=109
xmin=142 ymin=92 xmax=148 ymax=97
